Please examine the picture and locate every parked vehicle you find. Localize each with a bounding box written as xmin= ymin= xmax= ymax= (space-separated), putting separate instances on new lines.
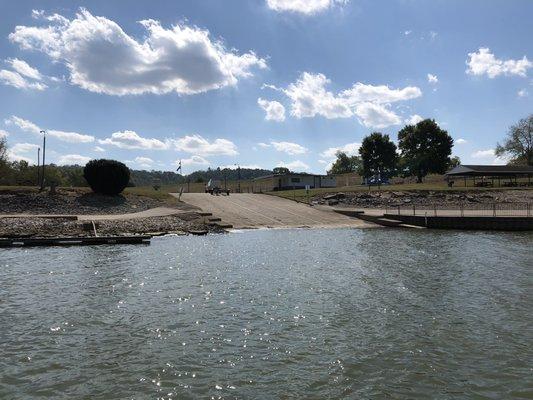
xmin=205 ymin=179 xmax=230 ymax=195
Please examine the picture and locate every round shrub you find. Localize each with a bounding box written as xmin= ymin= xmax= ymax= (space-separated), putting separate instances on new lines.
xmin=83 ymin=159 xmax=130 ymax=195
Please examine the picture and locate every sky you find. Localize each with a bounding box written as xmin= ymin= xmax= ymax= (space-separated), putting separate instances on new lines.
xmin=0 ymin=0 xmax=532 ymax=174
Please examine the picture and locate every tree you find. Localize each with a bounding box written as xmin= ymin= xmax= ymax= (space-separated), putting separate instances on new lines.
xmin=83 ymin=159 xmax=130 ymax=195
xmin=398 ymin=119 xmax=453 ymax=182
xmin=273 ymin=167 xmax=290 ymax=175
xmin=328 ymin=152 xmax=362 ymax=175
xmin=0 ymin=136 xmax=7 ymax=165
xmin=0 ymin=137 xmax=9 ymax=182
xmin=449 ymin=156 xmax=461 ymax=169
xmin=495 ymin=114 xmax=533 ymax=166
xmin=359 ymin=132 xmax=398 ymax=179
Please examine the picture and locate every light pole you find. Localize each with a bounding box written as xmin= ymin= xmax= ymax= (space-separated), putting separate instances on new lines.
xmin=40 ymin=130 xmax=46 ymax=190
xmin=37 ymin=147 xmax=41 ymax=186
xmin=235 ymin=164 xmax=241 ymax=193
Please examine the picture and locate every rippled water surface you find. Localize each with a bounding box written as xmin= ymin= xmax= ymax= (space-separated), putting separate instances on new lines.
xmin=1 ymin=229 xmax=532 ymax=399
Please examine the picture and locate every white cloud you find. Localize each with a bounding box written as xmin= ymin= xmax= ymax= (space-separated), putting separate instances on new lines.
xmin=93 ymin=146 xmax=105 ymax=152
xmin=404 ymin=30 xmax=412 ymax=36
xmin=341 ymin=82 xmax=422 ymax=104
xmin=99 ymin=130 xmax=169 ymax=150
xmin=5 ymin=116 xmax=94 ymax=143
xmin=7 ymin=58 xmax=42 ymax=80
xmin=320 ymin=142 xmax=361 ymax=158
xmin=518 ymin=89 xmax=528 ymax=97
xmin=354 ymin=102 xmax=401 ymax=128
xmin=466 ymin=48 xmax=532 ymax=78
xmin=470 ymin=149 xmax=507 ymax=165
xmin=7 ymin=152 xmax=33 ymax=163
xmin=7 ymin=142 xmax=40 ymax=164
xmin=427 ymin=73 xmax=438 ymax=84
xmin=276 ymin=160 xmax=310 ymax=171
xmin=257 ymin=98 xmax=286 ymax=122
xmin=257 ymin=142 xmax=270 ymax=148
xmin=134 ymin=156 xmax=154 ymax=169
xmin=266 ymin=0 xmax=347 ymax=15
xmin=0 ymin=129 xmax=9 ymax=138
xmin=9 ymin=9 xmax=266 ymax=96
xmin=277 ymin=72 xmax=420 ymax=128
xmin=0 ymin=69 xmax=47 ymax=90
xmin=318 ymin=159 xmax=334 ymax=173
xmin=57 ymin=154 xmax=91 ymax=165
xmin=405 ymin=114 xmax=424 ymax=125
xmin=172 ymin=134 xmax=238 ymax=156
xmin=11 ymin=142 xmax=39 ymax=153
xmin=270 ymin=141 xmax=307 ymax=155
xmin=471 ymin=149 xmax=495 ymax=159
xmin=180 ymin=155 xmax=210 ymax=167
xmin=455 ymin=138 xmax=467 ymax=145
xmin=429 ymin=31 xmax=438 ymax=40
xmin=48 ymin=129 xmax=94 ymax=143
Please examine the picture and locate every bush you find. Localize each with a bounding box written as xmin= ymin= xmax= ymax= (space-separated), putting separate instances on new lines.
xmin=83 ymin=159 xmax=130 ymax=195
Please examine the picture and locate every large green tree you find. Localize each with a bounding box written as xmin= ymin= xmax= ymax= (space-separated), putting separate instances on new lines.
xmin=328 ymin=151 xmax=362 ymax=175
xmin=398 ymin=119 xmax=453 ymax=182
xmin=495 ymin=114 xmax=533 ymax=166
xmin=359 ymin=132 xmax=398 ymax=179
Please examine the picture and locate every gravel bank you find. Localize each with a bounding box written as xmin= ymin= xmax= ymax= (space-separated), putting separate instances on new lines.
xmin=0 ymin=189 xmax=165 ymax=215
xmin=0 ymin=215 xmax=219 ymax=238
xmin=315 ymin=189 xmax=533 ymax=208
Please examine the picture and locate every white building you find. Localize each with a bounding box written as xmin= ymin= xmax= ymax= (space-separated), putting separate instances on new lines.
xmin=253 ymin=173 xmax=336 ymax=191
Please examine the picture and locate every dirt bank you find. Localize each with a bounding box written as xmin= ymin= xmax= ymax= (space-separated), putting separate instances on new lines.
xmin=0 ymin=188 xmax=166 ymax=215
xmin=315 ymin=189 xmax=533 ymax=208
xmin=0 ymin=214 xmax=220 ymax=238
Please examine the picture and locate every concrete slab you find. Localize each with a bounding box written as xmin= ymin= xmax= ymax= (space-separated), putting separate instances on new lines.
xmin=174 ymin=193 xmax=372 ymax=229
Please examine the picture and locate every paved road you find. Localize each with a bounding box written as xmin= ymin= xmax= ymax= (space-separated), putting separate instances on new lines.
xmin=175 ymin=193 xmax=370 ymax=229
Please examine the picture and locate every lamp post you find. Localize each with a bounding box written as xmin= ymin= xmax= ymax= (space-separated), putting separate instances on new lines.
xmin=37 ymin=147 xmax=41 ymax=186
xmin=235 ymin=164 xmax=241 ymax=193
xmin=40 ymin=130 xmax=46 ymax=190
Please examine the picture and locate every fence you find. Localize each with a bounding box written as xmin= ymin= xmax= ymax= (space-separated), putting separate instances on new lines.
xmin=386 ymin=202 xmax=532 ymax=217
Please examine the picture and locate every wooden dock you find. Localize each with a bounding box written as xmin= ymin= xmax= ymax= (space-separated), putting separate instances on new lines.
xmin=0 ymin=235 xmax=152 ymax=248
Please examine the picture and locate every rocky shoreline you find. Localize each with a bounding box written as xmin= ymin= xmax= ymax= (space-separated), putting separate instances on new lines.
xmin=0 ymin=188 xmax=165 ymax=215
xmin=315 ymin=189 xmax=533 ymax=208
xmin=0 ymin=189 xmax=221 ymax=238
xmin=0 ymin=215 xmax=221 ymax=239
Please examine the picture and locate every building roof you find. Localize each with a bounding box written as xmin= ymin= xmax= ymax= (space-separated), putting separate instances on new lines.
xmin=446 ymin=164 xmax=533 ymax=176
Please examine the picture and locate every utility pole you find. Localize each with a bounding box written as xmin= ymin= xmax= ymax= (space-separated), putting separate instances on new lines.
xmin=40 ymin=130 xmax=46 ymax=190
xmin=236 ymin=164 xmax=241 ymax=193
xmin=37 ymin=147 xmax=41 ymax=186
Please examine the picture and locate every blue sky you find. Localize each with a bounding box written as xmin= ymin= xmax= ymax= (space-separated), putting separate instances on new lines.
xmin=0 ymin=0 xmax=532 ymax=173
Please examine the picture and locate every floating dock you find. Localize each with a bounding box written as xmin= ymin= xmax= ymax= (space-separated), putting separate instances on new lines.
xmin=0 ymin=235 xmax=152 ymax=248
xmin=334 ymin=209 xmax=533 ymax=231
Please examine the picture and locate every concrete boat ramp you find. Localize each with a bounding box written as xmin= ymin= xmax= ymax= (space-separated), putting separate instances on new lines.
xmin=175 ymin=193 xmax=371 ymax=229
xmin=176 ymin=193 xmax=533 ymax=231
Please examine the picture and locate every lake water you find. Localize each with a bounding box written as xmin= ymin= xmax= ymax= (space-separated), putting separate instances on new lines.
xmin=1 ymin=229 xmax=531 ymax=399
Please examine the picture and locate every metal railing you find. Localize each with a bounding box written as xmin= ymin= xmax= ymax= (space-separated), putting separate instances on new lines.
xmin=386 ymin=202 xmax=532 ymax=217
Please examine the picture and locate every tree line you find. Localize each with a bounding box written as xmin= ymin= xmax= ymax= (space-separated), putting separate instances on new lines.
xmin=0 ymin=144 xmax=273 ymax=187
xmin=1 ymin=114 xmax=531 ymax=187
xmin=329 ymin=115 xmax=533 ymax=182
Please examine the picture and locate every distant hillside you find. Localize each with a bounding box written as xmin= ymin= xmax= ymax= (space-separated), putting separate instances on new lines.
xmin=185 ymin=167 xmax=273 ymax=183
xmin=0 ymin=160 xmax=273 ymax=188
